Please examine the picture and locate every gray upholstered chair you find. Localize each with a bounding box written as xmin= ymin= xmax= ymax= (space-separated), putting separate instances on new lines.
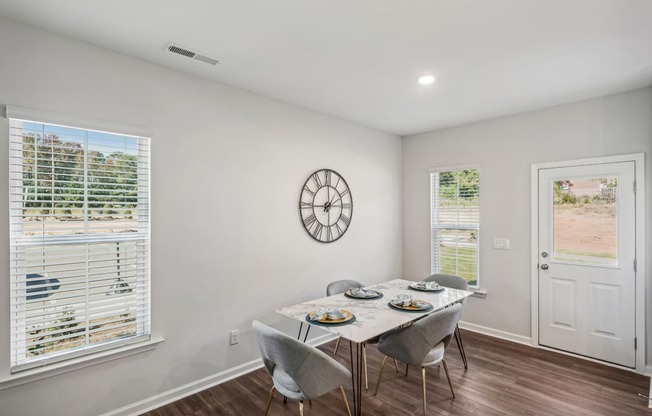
xmin=252 ymin=320 xmax=352 ymax=416
xmin=373 ymin=303 xmax=463 ymax=415
xmin=424 ymin=273 xmax=469 ymax=368
xmin=326 ymin=279 xmax=365 ymax=296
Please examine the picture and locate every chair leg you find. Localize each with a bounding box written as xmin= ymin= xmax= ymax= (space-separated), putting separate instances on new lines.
xmin=405 ymin=363 xmax=409 ymax=377
xmin=373 ymin=356 xmax=388 ymax=396
xmin=264 ymin=386 xmax=276 ymax=416
xmin=299 ymin=401 xmax=304 ymax=416
xmin=393 ymin=358 xmax=400 ymax=372
xmin=442 ymin=359 xmax=455 ymax=398
xmin=421 ymin=367 xmax=427 ymax=416
xmin=334 ymin=337 xmax=342 ymax=354
xmin=455 ymin=324 xmax=468 ymax=369
xmin=339 ymin=386 xmax=352 ymax=416
xmin=363 ymin=343 xmax=369 ymax=390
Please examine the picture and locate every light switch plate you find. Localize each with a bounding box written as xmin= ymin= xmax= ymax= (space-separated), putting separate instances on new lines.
xmin=494 ymin=237 xmax=510 ymax=250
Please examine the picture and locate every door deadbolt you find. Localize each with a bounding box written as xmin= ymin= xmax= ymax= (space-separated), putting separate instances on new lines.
xmin=541 ymin=252 xmax=548 ymax=258
xmin=540 ymin=264 xmax=549 ymax=270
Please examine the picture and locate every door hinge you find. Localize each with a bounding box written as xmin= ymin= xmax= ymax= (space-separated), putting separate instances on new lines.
xmin=634 ymin=259 xmax=637 ymax=272
xmin=634 ymin=180 xmax=637 ymax=194
xmin=635 ymin=337 xmax=637 ymax=350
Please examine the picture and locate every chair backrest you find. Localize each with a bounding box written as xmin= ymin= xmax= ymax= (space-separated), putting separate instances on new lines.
xmin=423 ymin=273 xmax=468 ymax=290
xmin=252 ymin=320 xmax=350 ymax=399
xmin=377 ymin=303 xmax=463 ymax=366
xmin=424 ymin=273 xmax=469 ymax=306
xmin=326 ymin=279 xmax=364 ymax=296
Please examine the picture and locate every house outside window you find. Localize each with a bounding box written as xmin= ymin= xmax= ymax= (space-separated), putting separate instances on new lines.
xmin=430 ymin=166 xmax=480 ymax=288
xmin=7 ymin=108 xmax=151 ymax=372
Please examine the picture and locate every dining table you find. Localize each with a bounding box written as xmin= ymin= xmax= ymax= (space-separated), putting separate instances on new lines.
xmin=276 ymin=278 xmax=473 ymax=416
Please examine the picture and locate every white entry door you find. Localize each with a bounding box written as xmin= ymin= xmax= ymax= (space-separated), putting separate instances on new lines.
xmin=538 ymin=161 xmax=636 ymax=367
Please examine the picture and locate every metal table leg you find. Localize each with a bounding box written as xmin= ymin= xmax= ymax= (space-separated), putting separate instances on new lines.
xmin=454 ymin=325 xmax=468 ymax=369
xmin=296 ymin=322 xmax=311 ymax=342
xmin=348 ymin=340 xmax=364 ymax=415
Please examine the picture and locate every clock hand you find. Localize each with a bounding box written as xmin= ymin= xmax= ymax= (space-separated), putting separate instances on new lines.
xmin=324 ymin=193 xmax=338 ymax=212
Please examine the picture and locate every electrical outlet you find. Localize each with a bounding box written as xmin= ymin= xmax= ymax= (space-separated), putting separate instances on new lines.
xmin=230 ymin=329 xmax=239 ymax=345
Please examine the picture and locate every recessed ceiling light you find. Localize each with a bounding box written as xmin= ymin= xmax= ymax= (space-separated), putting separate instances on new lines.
xmin=418 ymin=75 xmax=435 ymax=85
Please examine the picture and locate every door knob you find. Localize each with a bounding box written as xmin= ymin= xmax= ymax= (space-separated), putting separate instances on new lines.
xmin=540 ymin=264 xmax=549 ymax=270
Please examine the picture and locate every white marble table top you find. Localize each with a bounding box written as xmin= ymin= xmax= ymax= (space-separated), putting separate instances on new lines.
xmin=276 ymin=279 xmax=473 ymax=344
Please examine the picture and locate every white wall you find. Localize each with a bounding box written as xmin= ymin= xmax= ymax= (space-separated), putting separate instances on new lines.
xmin=0 ymin=18 xmax=402 ymax=415
xmin=402 ymin=87 xmax=652 ymax=357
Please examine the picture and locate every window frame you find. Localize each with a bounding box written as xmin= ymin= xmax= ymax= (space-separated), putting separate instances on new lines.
xmin=6 ymin=105 xmax=152 ymax=373
xmin=429 ymin=164 xmax=480 ymax=289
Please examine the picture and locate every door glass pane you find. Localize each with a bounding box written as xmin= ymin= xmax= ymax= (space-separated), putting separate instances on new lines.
xmin=552 ymin=177 xmax=618 ymax=265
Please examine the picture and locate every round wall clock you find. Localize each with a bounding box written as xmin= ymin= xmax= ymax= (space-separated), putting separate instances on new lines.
xmin=299 ymin=169 xmax=353 ymax=243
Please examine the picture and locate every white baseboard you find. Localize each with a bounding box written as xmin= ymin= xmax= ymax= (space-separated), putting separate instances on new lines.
xmin=458 ymin=320 xmax=532 ymax=346
xmin=645 ymin=366 xmax=652 ymax=409
xmin=101 ymin=357 xmax=264 ymax=416
xmin=100 ymin=333 xmax=337 ymax=416
xmin=645 ymin=365 xmax=652 ymax=376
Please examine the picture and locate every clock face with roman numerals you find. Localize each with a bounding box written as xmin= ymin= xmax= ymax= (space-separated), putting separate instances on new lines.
xmin=299 ymin=169 xmax=353 ymax=243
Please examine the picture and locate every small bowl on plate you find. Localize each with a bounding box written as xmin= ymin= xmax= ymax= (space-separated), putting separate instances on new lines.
xmin=327 ymin=310 xmax=345 ymax=320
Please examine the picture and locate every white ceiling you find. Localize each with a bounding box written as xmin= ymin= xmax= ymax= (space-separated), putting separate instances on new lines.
xmin=1 ymin=0 xmax=651 ymax=136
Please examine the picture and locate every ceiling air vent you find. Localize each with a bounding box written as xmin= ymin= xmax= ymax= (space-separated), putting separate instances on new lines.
xmin=165 ymin=43 xmax=219 ymax=66
xmin=193 ymin=54 xmax=219 ymax=66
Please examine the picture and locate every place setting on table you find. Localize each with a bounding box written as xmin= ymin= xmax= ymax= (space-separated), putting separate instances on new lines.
xmin=387 ymin=293 xmax=433 ymax=313
xmin=305 ymin=287 xmax=382 ymax=328
xmin=408 ymin=280 xmax=445 ymax=292
xmin=344 ymin=287 xmax=383 ymax=299
xmin=307 ymin=307 xmax=357 ymax=326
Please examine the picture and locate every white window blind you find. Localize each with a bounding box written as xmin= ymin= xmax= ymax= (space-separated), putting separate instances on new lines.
xmin=8 ymin=115 xmax=151 ymax=372
xmin=430 ymin=167 xmax=480 ymax=287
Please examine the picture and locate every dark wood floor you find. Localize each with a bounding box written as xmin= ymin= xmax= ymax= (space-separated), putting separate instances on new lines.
xmin=142 ymin=330 xmax=651 ymax=415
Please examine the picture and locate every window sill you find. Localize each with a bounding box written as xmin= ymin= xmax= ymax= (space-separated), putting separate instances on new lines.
xmin=0 ymin=336 xmax=164 ymax=390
